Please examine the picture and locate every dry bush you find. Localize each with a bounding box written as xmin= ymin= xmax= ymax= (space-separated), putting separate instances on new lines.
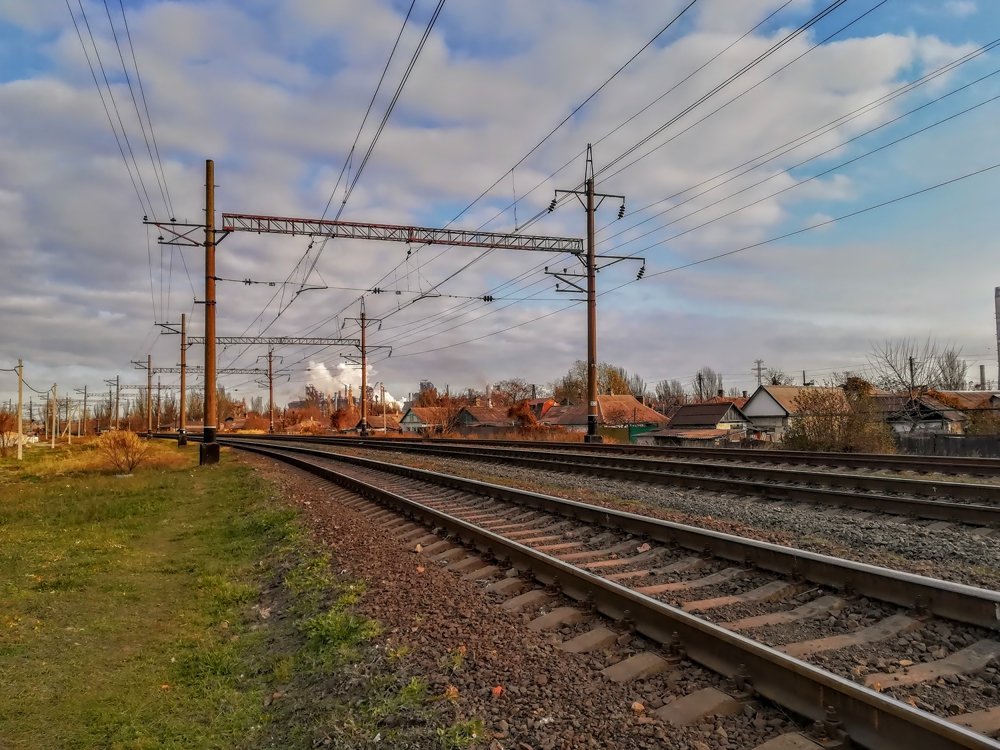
xmin=97 ymin=430 xmax=151 ymax=473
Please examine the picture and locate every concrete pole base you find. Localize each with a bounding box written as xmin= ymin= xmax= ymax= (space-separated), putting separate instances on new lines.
xmin=199 ymin=442 xmax=220 ymax=465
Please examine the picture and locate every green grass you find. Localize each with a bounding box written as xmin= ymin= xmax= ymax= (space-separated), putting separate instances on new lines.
xmin=0 ymin=440 xmax=466 ymax=749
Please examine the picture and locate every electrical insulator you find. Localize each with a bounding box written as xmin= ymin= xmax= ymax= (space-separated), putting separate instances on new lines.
xmin=617 ymin=203 xmax=626 ymax=220
xmin=371 ymin=287 xmax=383 ymax=294
xmin=482 ymin=295 xmax=494 ymax=302
xmin=636 ymin=265 xmax=645 ymax=280
xmin=547 ymin=198 xmax=557 ymax=213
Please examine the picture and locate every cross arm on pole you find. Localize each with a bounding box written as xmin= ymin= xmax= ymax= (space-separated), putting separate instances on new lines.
xmin=186 ymin=336 xmax=359 ymax=347
xmin=220 ymin=212 xmax=584 ymax=254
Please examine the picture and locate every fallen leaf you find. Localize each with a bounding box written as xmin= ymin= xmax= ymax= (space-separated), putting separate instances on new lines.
xmin=631 ymin=701 xmax=645 ymax=714
xmin=160 ymin=683 xmax=171 ymax=691
xmin=491 ymin=685 xmax=504 ymax=698
xmin=416 ymin=565 xmax=425 ymax=574
xmin=414 ymin=544 xmax=423 ymax=553
xmin=443 ymin=685 xmax=459 ymax=700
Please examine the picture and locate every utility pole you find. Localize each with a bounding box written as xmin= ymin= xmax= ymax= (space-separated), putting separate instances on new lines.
xmin=267 ymin=349 xmax=275 ymax=433
xmin=115 ymin=376 xmax=120 ymax=429
xmin=65 ymin=396 xmax=72 ymax=445
xmin=16 ymin=359 xmax=23 ymax=461
xmin=50 ymin=384 xmax=57 ymax=449
xmin=203 ymin=159 xmax=219 ymax=464
xmin=180 ymin=313 xmax=187 ymax=444
xmin=156 ymin=314 xmax=189 ymax=444
xmin=908 ymin=355 xmax=916 ymax=399
xmin=381 ymin=383 xmax=387 ymax=433
xmin=156 ymin=378 xmax=162 ymax=431
xmin=345 ymin=299 xmax=388 ymax=437
xmin=550 ymin=144 xmax=627 ymax=443
xmin=74 ymin=386 xmax=88 ymax=437
xmin=145 ymin=354 xmax=152 ymax=434
xmin=754 ymin=359 xmax=765 ymax=386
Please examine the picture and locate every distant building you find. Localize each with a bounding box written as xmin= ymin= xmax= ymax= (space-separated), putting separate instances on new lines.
xmin=399 ymin=406 xmax=450 ymax=433
xmin=741 ymin=385 xmax=846 ymax=439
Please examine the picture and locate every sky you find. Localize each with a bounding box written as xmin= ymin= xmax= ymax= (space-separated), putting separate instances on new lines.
xmin=3 ymin=0 xmax=1000 ymax=413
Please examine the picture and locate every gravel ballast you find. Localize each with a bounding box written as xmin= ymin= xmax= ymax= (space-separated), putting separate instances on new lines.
xmin=319 ymin=444 xmax=1000 ymax=590
xmin=243 ymin=452 xmax=807 ymax=749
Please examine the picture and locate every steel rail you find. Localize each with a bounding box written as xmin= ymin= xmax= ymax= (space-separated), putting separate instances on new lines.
xmin=220 ymin=437 xmax=1000 ymax=630
xmin=225 ymin=439 xmax=999 ymax=750
xmin=293 ymin=435 xmax=1000 ymax=476
xmin=218 ymin=434 xmax=1000 ymax=526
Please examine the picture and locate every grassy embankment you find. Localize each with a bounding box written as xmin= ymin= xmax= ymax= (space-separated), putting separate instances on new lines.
xmin=0 ymin=439 xmax=479 ymax=749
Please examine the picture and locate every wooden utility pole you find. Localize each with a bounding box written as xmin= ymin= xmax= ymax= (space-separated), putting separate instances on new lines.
xmin=146 ymin=354 xmax=153 ymax=434
xmin=16 ymin=359 xmax=23 ymax=461
xmin=74 ymin=386 xmax=88 ymax=437
xmin=115 ymin=375 xmax=120 ymax=429
xmin=65 ymin=396 xmax=72 ymax=444
xmin=50 ymin=384 xmax=56 ymax=449
xmin=381 ymin=383 xmax=386 ymax=433
xmin=267 ymin=348 xmax=275 ymax=434
xmin=179 ymin=313 xmax=187 ymax=444
xmin=203 ymin=159 xmax=219 ymax=464
xmin=360 ymin=300 xmax=368 ymax=436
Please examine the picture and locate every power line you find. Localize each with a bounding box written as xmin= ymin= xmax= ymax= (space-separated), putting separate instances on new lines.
xmin=223 ymin=1 xmax=446 ymax=367
xmin=344 ymin=0 xmax=873 ymax=352
xmin=607 ymin=78 xmax=1000 ymax=256
xmin=64 ymin=0 xmax=148 ymax=216
xmin=608 ymin=160 xmax=1000 ymax=289
xmin=102 ymin=0 xmax=170 ymax=218
xmin=74 ymin=0 xmax=156 ymax=218
xmin=117 ymin=0 xmax=173 ymax=218
xmin=599 ymin=36 xmax=1000 ymax=237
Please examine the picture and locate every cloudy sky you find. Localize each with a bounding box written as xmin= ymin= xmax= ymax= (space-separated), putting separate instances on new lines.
xmin=3 ymin=0 xmax=1000 ymax=411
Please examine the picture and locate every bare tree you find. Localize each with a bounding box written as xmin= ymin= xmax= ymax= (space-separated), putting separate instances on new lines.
xmin=765 ymin=368 xmax=794 ymax=386
xmin=934 ymin=348 xmax=967 ymax=390
xmin=492 ymin=378 xmax=532 ymax=408
xmin=627 ymin=373 xmax=648 ymax=402
xmin=654 ymin=379 xmax=686 ymax=405
xmin=868 ymin=338 xmax=965 ymax=394
xmin=691 ymin=366 xmax=723 ymax=401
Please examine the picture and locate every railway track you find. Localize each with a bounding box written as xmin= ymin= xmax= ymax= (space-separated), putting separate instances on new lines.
xmin=220 ymin=434 xmax=1000 ymax=527
xmin=291 ymin=435 xmax=1000 ymax=477
xmin=221 ymin=436 xmax=1000 ymax=750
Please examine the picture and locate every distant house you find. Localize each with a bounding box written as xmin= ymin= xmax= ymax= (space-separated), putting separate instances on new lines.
xmin=741 ymin=385 xmax=846 ymax=439
xmin=365 ymin=413 xmax=402 ymax=433
xmin=456 ymin=406 xmax=514 ymax=430
xmin=399 ymin=407 xmax=450 ymax=433
xmin=873 ymin=394 xmax=967 ymax=434
xmin=634 ymin=428 xmax=733 ymax=447
xmin=539 ymin=395 xmax=669 ymax=432
xmin=668 ymin=402 xmax=749 ymax=431
xmin=524 ymin=398 xmax=557 ymax=420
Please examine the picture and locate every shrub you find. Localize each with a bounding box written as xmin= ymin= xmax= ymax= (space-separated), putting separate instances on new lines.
xmin=97 ymin=430 xmax=151 ymax=473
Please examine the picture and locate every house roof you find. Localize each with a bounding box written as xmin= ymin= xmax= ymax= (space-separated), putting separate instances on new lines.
xmin=668 ymin=402 xmax=747 ymax=428
xmin=703 ymin=394 xmax=749 ymax=408
xmin=749 ymin=385 xmax=846 ymax=415
xmin=641 ymin=427 xmax=729 ymax=440
xmin=401 ymin=406 xmax=450 ymax=425
xmin=931 ymin=390 xmax=999 ymax=410
xmin=459 ymin=406 xmax=512 ymax=425
xmin=540 ymin=395 xmax=669 ymax=426
xmin=872 ymin=394 xmax=967 ymax=423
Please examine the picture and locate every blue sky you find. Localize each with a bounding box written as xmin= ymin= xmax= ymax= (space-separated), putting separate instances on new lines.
xmin=2 ymin=0 xmax=1000 ymax=408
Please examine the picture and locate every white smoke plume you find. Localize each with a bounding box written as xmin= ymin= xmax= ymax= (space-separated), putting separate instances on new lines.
xmin=306 ymin=361 xmax=403 ymax=408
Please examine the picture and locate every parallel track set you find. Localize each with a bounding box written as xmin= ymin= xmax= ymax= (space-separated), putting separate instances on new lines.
xmin=194 ymin=434 xmax=1000 ymax=750
xmin=221 ymin=434 xmax=1000 ymax=527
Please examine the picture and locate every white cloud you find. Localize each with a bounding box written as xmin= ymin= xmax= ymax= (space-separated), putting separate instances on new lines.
xmin=945 ymin=1 xmax=978 ymax=18
xmin=0 ymin=1 xmax=991 ymax=406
